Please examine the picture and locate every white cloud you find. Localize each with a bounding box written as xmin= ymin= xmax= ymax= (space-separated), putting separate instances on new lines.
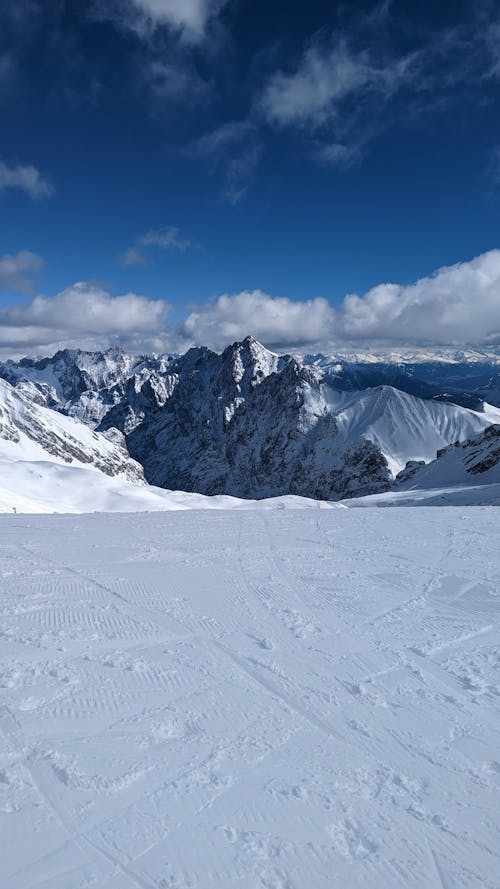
xmin=0 ymin=251 xmax=44 ymax=294
xmin=139 ymin=227 xmax=194 ymax=250
xmin=2 ymin=250 xmax=500 ymax=360
xmin=182 ymin=290 xmax=336 ymax=350
xmin=260 ymin=38 xmax=415 ymax=131
xmin=336 ymin=250 xmax=500 ymax=346
xmin=0 ymin=160 xmax=53 ymax=200
xmin=98 ymin=0 xmax=228 ymax=43
xmin=0 ymin=282 xmax=176 ymax=357
xmin=131 ymin=0 xmax=225 ymax=41
xmin=119 ymin=226 xmax=197 ymax=265
xmin=182 ymin=251 xmax=500 ymax=352
xmin=261 ymin=41 xmax=371 ymax=129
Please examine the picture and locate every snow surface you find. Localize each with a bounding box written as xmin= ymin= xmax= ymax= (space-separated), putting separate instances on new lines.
xmin=341 ymin=483 xmax=500 ymax=507
xmin=342 ymin=426 xmax=500 ymax=507
xmin=0 ymin=459 xmax=336 ymax=515
xmin=1 ymin=509 xmax=499 ymax=888
xmin=0 ymin=378 xmax=144 ymax=483
xmin=320 ymin=386 xmax=500 ymax=476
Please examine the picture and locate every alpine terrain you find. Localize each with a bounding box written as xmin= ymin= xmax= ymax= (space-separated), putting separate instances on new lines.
xmin=2 ymin=338 xmax=500 ymax=504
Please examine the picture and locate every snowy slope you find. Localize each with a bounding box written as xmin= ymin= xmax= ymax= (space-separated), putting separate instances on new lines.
xmin=323 ymin=385 xmax=500 ymax=476
xmin=0 ymin=460 xmax=335 ymax=515
xmin=0 ymin=377 xmax=145 ymax=481
xmin=0 ymin=375 xmax=153 ymax=513
xmin=0 ymin=376 xmax=333 ymax=514
xmin=398 ymin=424 xmax=500 ymax=489
xmin=1 ymin=508 xmax=499 ymax=888
xmin=338 ymin=426 xmax=500 ymax=506
xmin=340 ymin=483 xmax=500 ymax=507
xmin=3 ymin=340 xmax=500 ymax=501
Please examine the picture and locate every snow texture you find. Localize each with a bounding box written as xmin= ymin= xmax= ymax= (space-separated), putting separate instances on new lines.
xmin=1 ymin=508 xmax=499 ymax=888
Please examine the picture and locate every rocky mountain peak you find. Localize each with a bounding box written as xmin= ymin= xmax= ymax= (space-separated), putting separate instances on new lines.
xmin=2 ymin=339 xmax=500 ymax=502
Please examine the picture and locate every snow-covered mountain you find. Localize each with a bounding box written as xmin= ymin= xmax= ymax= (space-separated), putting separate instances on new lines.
xmin=0 ymin=375 xmax=148 ymax=512
xmin=396 ymin=423 xmax=500 ymax=490
xmin=304 ymin=353 xmax=500 ymax=410
xmin=0 ymin=375 xmax=335 ymax=514
xmin=126 ymin=338 xmax=500 ymax=500
xmin=339 ymin=425 xmax=500 ymax=507
xmin=2 ymin=338 xmax=500 ymax=502
xmin=0 ymin=347 xmax=176 ymax=430
xmin=0 ymin=376 xmax=144 ymax=481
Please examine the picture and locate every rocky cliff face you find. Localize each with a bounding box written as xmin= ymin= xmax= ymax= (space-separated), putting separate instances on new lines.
xmin=128 ymin=337 xmax=500 ymax=500
xmin=126 ymin=343 xmax=392 ymax=499
xmin=2 ymin=338 xmax=500 ymax=501
xmin=0 ymin=377 xmax=145 ymax=483
xmin=0 ymin=347 xmax=175 ymax=430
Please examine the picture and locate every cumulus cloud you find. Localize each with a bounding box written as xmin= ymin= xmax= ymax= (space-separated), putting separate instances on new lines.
xmin=2 ymin=250 xmax=500 ymax=360
xmin=0 ymin=282 xmax=176 ymax=358
xmin=0 ymin=251 xmax=44 ymax=295
xmin=182 ymin=290 xmax=336 ymax=350
xmin=0 ymin=160 xmax=53 ymax=200
xmin=182 ymin=251 xmax=500 ymax=352
xmin=336 ymin=250 xmax=500 ymax=346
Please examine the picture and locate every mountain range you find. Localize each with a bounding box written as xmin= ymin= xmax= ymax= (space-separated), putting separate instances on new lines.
xmin=1 ymin=337 xmax=500 ymax=509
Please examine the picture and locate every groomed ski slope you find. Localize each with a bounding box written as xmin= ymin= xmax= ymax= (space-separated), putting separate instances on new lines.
xmin=1 ymin=508 xmax=499 ymax=889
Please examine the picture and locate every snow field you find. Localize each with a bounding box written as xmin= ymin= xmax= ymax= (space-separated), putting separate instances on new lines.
xmin=0 ymin=508 xmax=499 ymax=888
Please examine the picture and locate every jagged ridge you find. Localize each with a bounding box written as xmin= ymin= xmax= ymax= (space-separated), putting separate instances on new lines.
xmin=2 ymin=338 xmax=500 ymax=501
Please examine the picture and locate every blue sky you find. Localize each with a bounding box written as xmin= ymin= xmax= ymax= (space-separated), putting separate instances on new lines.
xmin=1 ymin=0 xmax=500 ymax=356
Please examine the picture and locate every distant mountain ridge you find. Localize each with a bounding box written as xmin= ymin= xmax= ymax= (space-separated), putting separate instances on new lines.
xmin=2 ymin=338 xmax=500 ymax=501
xmin=0 ymin=347 xmax=177 ymax=430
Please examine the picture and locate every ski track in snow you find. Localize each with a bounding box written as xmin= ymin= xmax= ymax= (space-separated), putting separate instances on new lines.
xmin=0 ymin=508 xmax=499 ymax=889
